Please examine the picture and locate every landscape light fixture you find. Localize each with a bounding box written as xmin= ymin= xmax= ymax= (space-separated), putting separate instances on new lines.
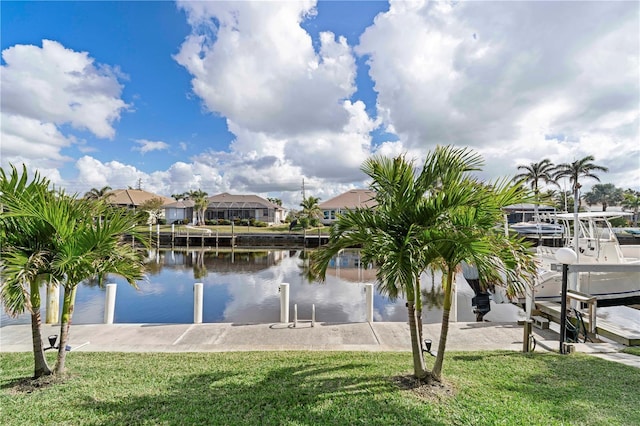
xmin=45 ymin=334 xmax=58 ymax=351
xmin=423 ymin=338 xmax=435 ymax=357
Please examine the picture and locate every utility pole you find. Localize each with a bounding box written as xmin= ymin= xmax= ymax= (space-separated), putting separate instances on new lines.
xmin=302 ymin=178 xmax=306 ymax=201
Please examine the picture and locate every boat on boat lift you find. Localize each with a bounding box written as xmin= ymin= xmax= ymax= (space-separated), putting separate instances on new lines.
xmin=530 ymin=212 xmax=640 ymax=303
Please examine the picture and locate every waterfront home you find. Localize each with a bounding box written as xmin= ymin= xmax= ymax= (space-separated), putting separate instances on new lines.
xmin=205 ymin=193 xmax=286 ymax=225
xmin=318 ymin=189 xmax=377 ymax=225
xmin=164 ymin=199 xmax=195 ymax=224
xmin=106 ymin=189 xmax=174 ymax=211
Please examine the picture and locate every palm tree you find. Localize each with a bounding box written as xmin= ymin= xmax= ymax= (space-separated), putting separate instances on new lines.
xmin=187 ymin=189 xmax=209 ymax=225
xmin=622 ymin=189 xmax=640 ymax=226
xmin=84 ymin=185 xmax=112 ymax=200
xmin=310 ymin=154 xmax=434 ymax=379
xmin=513 ymin=159 xmax=558 ymax=222
xmin=310 ymin=147 xmax=536 ymax=382
xmin=0 ymin=165 xmax=56 ymax=377
xmin=554 ymin=156 xmax=608 ymax=255
xmin=300 ymin=196 xmax=321 ymax=219
xmin=425 ymin=179 xmax=536 ymax=380
xmin=3 ymin=170 xmax=149 ymax=375
xmin=583 ymin=183 xmax=623 ymax=211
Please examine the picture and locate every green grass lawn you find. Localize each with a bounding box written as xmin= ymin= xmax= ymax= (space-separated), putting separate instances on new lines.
xmin=2 ymin=351 xmax=639 ymax=425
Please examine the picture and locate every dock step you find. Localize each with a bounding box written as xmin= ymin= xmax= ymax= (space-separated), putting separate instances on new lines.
xmin=532 ymin=315 xmax=550 ymax=330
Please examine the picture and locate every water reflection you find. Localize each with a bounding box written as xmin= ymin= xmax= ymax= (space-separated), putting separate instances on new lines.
xmin=1 ymin=249 xmax=525 ymax=325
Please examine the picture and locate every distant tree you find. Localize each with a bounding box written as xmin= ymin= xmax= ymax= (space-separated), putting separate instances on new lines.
xmin=171 ymin=192 xmax=187 ymax=202
xmin=554 ymin=156 xmax=608 ymax=212
xmin=554 ymin=156 xmax=608 ymax=254
xmin=300 ymin=196 xmax=321 ymax=221
xmin=84 ymin=185 xmax=112 ymax=200
xmin=268 ymin=197 xmax=283 ymax=206
xmin=139 ymin=197 xmax=166 ymax=225
xmin=513 ymin=159 xmax=558 ymax=221
xmin=186 ymin=189 xmax=209 ymax=225
xmin=583 ymin=183 xmax=623 ymax=211
xmin=622 ymin=189 xmax=640 ymax=226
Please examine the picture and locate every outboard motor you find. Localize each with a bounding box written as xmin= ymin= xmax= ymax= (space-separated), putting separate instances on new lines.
xmin=472 ymin=293 xmax=491 ymax=322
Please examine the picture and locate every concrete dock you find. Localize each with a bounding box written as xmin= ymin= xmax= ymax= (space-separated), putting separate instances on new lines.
xmin=2 ymin=322 xmax=541 ymax=353
xmin=2 ymin=321 xmax=638 ymax=368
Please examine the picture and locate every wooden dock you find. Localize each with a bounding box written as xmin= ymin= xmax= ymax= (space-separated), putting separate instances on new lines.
xmin=536 ymin=301 xmax=640 ymax=346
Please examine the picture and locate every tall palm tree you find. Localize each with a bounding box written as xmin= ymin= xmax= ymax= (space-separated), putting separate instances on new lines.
xmin=513 ymin=159 xmax=558 ymax=222
xmin=0 ymin=165 xmax=56 ymax=377
xmin=554 ymin=156 xmax=608 ymax=255
xmin=310 ymin=147 xmax=536 ymax=382
xmin=84 ymin=185 xmax=112 ymax=200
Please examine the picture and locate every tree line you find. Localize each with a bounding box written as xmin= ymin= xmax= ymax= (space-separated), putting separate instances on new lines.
xmin=513 ymin=156 xmax=639 ymax=226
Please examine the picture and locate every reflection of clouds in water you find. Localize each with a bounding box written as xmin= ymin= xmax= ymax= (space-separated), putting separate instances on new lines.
xmin=1 ymin=250 xmax=527 ymax=325
xmin=220 ymin=254 xmax=373 ymax=323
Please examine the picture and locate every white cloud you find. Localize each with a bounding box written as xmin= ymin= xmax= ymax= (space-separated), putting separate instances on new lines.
xmin=133 ymin=139 xmax=170 ymax=154
xmin=357 ymin=1 xmax=639 ymax=187
xmin=1 ymin=40 xmax=130 ymax=174
xmin=1 ymin=39 xmax=129 ymax=139
xmin=175 ymin=1 xmax=357 ymax=136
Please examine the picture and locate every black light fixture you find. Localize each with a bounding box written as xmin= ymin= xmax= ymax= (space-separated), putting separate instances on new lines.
xmin=423 ymin=339 xmax=435 ymax=357
xmin=44 ymin=334 xmax=58 ymax=351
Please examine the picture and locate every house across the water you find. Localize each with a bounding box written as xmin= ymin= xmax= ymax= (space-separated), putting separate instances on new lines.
xmin=318 ymin=189 xmax=377 ymax=225
xmin=205 ymin=193 xmax=286 ymax=225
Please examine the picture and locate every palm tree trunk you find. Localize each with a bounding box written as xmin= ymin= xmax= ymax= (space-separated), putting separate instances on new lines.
xmin=415 ymin=277 xmax=424 ymax=351
xmin=406 ymin=297 xmax=429 ymax=380
xmin=55 ymin=285 xmax=77 ymax=375
xmin=432 ymin=268 xmax=454 ymax=381
xmin=30 ymin=278 xmax=52 ymax=378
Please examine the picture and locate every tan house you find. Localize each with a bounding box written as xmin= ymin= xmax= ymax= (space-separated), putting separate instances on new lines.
xmin=205 ymin=193 xmax=286 ymax=225
xmin=106 ymin=189 xmax=174 ymax=210
xmin=318 ymin=189 xmax=377 ymax=225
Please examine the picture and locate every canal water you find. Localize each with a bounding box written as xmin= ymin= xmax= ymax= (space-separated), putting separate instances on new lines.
xmin=5 ymin=248 xmax=637 ymax=328
xmin=1 ymin=248 xmax=528 ymax=326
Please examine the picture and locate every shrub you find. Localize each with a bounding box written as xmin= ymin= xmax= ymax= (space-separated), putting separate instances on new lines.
xmin=299 ymin=217 xmax=310 ymax=229
xmin=254 ymin=221 xmax=268 ymax=227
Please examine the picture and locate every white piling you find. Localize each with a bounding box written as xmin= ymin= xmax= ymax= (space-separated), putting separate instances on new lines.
xmin=280 ymin=283 xmax=290 ymax=323
xmin=194 ymin=282 xmax=203 ymax=324
xmin=104 ymin=283 xmax=117 ymax=324
xmin=45 ymin=282 xmax=59 ymax=324
xmin=365 ymin=283 xmax=374 ymax=323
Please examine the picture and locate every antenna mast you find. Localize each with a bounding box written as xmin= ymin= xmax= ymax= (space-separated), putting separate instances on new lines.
xmin=302 ymin=178 xmax=306 ymax=201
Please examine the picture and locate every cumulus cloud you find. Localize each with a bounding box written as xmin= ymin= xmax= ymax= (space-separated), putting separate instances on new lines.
xmin=175 ymin=0 xmax=356 ymax=136
xmin=1 ymin=39 xmax=129 ymax=138
xmin=357 ymin=1 xmax=639 ymax=188
xmin=170 ymin=0 xmax=379 ymax=203
xmin=133 ymin=139 xmax=171 ymax=154
xmin=0 ymin=39 xmax=130 ymax=174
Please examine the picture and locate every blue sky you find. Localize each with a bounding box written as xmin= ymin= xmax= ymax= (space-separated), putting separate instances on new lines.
xmin=1 ymin=1 xmax=638 ymax=207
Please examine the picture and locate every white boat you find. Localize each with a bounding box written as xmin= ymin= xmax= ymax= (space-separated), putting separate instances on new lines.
xmin=510 ymin=221 xmax=564 ymax=235
xmin=531 ymin=212 xmax=640 ymax=302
